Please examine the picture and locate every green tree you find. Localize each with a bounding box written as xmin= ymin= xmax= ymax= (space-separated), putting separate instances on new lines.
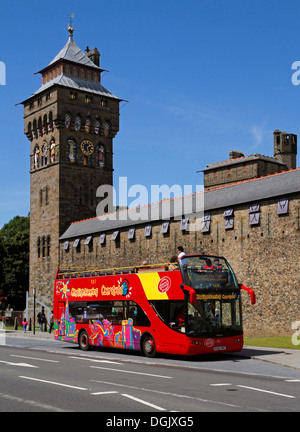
xmin=0 ymin=216 xmax=29 ymax=310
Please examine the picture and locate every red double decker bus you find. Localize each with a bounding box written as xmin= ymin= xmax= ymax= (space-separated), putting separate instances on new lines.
xmin=53 ymin=255 xmax=255 ymax=357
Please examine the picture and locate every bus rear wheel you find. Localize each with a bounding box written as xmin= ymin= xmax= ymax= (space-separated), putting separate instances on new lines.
xmin=79 ymin=330 xmax=90 ymax=351
xmin=142 ymin=335 xmax=156 ymax=358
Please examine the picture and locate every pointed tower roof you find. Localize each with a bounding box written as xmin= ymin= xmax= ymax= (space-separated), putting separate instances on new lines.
xmin=23 ymin=25 xmax=122 ymax=102
xmin=47 ymin=25 xmax=101 ymax=70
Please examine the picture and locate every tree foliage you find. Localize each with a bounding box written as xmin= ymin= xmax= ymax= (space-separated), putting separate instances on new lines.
xmin=0 ymin=216 xmax=29 ymax=310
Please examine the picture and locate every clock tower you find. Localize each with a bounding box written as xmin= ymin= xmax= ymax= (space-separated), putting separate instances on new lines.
xmin=21 ymin=25 xmax=121 ymax=308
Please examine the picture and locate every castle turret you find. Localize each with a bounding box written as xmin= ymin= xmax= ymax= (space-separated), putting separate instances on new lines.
xmin=273 ymin=129 xmax=297 ymax=170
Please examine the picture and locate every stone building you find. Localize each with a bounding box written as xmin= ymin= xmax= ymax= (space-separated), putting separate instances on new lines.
xmin=21 ymin=26 xmax=122 ymax=308
xmin=22 ymin=27 xmax=300 ymax=338
xmin=202 ymin=130 xmax=297 ymax=190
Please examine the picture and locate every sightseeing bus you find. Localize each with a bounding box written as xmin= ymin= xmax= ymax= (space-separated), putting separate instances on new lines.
xmin=53 ymin=255 xmax=255 ymax=357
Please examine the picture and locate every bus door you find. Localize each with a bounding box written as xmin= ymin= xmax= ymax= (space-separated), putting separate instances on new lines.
xmin=58 ymin=302 xmax=66 ymax=336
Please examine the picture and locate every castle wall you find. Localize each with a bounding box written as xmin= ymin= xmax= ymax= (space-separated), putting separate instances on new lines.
xmin=58 ymin=192 xmax=300 ymax=338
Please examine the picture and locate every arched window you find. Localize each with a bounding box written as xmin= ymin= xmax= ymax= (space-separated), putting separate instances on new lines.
xmin=48 ymin=111 xmax=53 ymax=132
xmin=38 ymin=117 xmax=42 ymax=137
xmin=74 ymin=114 xmax=81 ymax=131
xmin=43 ymin=114 xmax=47 ymax=134
xmin=37 ymin=237 xmax=41 ymax=258
xmin=42 ymin=236 xmax=46 ymax=258
xmin=94 ymin=118 xmax=101 ymax=135
xmin=27 ymin=122 xmax=32 ymax=140
xmin=104 ymin=120 xmax=110 ymax=137
xmin=85 ymin=117 xmax=91 ymax=133
xmin=47 ymin=235 xmax=51 ymax=257
xmin=65 ymin=112 xmax=71 ymax=129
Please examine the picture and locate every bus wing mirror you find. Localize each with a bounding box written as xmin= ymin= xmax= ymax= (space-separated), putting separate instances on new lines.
xmin=239 ymin=284 xmax=256 ymax=305
xmin=180 ymin=284 xmax=197 ymax=305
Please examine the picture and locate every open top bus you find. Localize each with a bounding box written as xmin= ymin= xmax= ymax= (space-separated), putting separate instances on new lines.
xmin=53 ymin=254 xmax=255 ymax=357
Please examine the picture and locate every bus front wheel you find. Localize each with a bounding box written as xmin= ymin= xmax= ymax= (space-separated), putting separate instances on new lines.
xmin=79 ymin=330 xmax=90 ymax=351
xmin=142 ymin=335 xmax=156 ymax=358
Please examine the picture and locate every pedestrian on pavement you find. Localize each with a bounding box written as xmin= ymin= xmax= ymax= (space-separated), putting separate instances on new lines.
xmin=49 ymin=310 xmax=54 ymax=334
xmin=22 ymin=318 xmax=29 ymax=333
xmin=37 ymin=307 xmax=46 ymax=332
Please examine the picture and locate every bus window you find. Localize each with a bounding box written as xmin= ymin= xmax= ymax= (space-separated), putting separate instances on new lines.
xmin=99 ymin=301 xmax=115 ymax=323
xmin=74 ymin=302 xmax=88 ymax=323
xmin=95 ymin=300 xmax=150 ymax=326
xmin=87 ymin=303 xmax=101 ymax=320
xmin=111 ymin=301 xmax=127 ymax=324
xmin=128 ymin=301 xmax=150 ymax=327
xmin=150 ymin=300 xmax=185 ymax=332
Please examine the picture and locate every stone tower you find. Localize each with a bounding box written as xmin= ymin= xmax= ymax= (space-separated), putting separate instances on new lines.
xmin=273 ymin=129 xmax=297 ymax=170
xmin=21 ymin=25 xmax=121 ymax=308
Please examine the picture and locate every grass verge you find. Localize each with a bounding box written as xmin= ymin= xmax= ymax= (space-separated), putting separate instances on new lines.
xmin=244 ymin=336 xmax=300 ymax=350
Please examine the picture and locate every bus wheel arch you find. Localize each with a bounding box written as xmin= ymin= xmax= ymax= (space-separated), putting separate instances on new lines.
xmin=141 ymin=333 xmax=156 ymax=358
xmin=78 ymin=329 xmax=90 ymax=351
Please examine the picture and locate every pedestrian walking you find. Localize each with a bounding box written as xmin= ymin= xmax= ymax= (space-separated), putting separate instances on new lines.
xmin=22 ymin=318 xmax=29 ymax=333
xmin=49 ymin=310 xmax=54 ymax=334
xmin=37 ymin=307 xmax=46 ymax=332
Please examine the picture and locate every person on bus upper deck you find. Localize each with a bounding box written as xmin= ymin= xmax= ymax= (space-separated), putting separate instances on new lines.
xmin=169 ymin=255 xmax=178 ymax=270
xmin=203 ymin=258 xmax=214 ymax=269
xmin=213 ymin=259 xmax=224 ymax=270
xmin=177 ymin=246 xmax=187 ymax=265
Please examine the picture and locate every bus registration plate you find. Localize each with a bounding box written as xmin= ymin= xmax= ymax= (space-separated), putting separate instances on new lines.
xmin=214 ymin=346 xmax=226 ymax=351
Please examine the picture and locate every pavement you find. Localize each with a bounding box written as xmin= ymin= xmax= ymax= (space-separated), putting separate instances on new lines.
xmin=2 ymin=329 xmax=300 ymax=372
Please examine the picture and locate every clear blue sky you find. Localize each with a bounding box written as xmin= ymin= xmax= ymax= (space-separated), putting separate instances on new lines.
xmin=0 ymin=0 xmax=300 ymax=228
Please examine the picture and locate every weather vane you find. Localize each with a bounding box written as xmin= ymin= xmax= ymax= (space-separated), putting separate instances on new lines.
xmin=68 ymin=13 xmax=75 ymax=39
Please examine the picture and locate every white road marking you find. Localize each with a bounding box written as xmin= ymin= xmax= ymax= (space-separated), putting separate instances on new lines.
xmin=91 ymin=391 xmax=119 ymax=395
xmin=122 ymin=393 xmax=166 ymax=411
xmin=69 ymin=356 xmax=122 ymax=365
xmin=0 ymin=359 xmax=38 ymax=368
xmin=210 ymin=383 xmax=232 ymax=386
xmin=90 ymin=365 xmax=172 ymax=379
xmin=19 ymin=376 xmax=88 ymax=391
xmin=91 ymin=379 xmax=240 ymax=408
xmin=11 ymin=354 xmax=59 ymax=363
xmin=285 ymin=379 xmax=300 ymax=382
xmin=237 ymin=385 xmax=295 ymax=399
xmin=0 ymin=391 xmax=67 ymax=412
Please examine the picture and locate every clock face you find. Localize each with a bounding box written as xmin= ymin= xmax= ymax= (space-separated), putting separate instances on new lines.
xmin=81 ymin=140 xmax=94 ymax=156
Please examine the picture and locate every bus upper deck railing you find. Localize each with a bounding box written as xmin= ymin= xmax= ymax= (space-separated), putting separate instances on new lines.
xmin=56 ymin=263 xmax=176 ymax=280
